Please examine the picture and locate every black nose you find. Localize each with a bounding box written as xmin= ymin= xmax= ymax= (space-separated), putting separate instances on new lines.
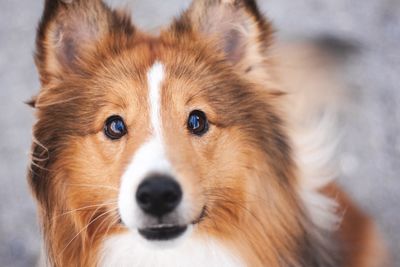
xmin=136 ymin=174 xmax=182 ymax=217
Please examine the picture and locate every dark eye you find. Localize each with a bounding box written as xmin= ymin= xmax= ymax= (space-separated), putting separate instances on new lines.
xmin=104 ymin=115 xmax=127 ymax=140
xmin=187 ymin=110 xmax=209 ymax=136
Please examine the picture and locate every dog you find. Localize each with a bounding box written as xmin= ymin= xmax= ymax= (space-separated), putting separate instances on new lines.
xmin=28 ymin=0 xmax=387 ymax=266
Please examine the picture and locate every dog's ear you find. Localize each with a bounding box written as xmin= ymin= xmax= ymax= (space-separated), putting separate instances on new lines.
xmin=35 ymin=0 xmax=134 ymax=84
xmin=171 ymin=0 xmax=274 ymax=77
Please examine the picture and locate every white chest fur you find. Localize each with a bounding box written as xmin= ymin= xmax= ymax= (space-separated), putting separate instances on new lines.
xmin=99 ymin=231 xmax=245 ymax=267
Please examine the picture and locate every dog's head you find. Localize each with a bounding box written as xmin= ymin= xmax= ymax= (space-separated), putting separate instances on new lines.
xmin=30 ymin=0 xmax=304 ymax=265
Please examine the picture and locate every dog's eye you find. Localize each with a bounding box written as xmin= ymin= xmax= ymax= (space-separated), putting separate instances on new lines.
xmin=187 ymin=110 xmax=208 ymax=136
xmin=104 ymin=115 xmax=127 ymax=140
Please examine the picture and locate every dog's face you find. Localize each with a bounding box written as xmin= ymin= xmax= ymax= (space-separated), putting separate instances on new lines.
xmin=30 ymin=0 xmax=300 ymax=265
xmin=60 ymin=45 xmax=261 ymax=240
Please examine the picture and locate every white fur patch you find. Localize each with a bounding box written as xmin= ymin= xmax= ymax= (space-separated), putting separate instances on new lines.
xmin=292 ymin=113 xmax=341 ymax=231
xmin=148 ymin=62 xmax=165 ymax=137
xmin=118 ymin=62 xmax=174 ymax=229
xmin=118 ymin=138 xmax=174 ymax=228
xmin=99 ymin=231 xmax=244 ymax=267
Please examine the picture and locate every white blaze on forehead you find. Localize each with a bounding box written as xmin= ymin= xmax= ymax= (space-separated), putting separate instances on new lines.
xmin=118 ymin=62 xmax=175 ymax=228
xmin=148 ymin=62 xmax=165 ymax=137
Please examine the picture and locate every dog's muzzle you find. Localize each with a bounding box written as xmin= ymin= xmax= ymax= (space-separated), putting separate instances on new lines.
xmin=135 ymin=174 xmax=186 ymax=240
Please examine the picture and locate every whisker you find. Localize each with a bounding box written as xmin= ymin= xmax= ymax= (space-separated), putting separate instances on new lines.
xmin=66 ymin=183 xmax=119 ymax=191
xmin=58 ymin=208 xmax=117 ymax=257
xmin=51 ymin=201 xmax=118 ymax=222
xmin=89 ymin=207 xmax=120 ymax=245
xmin=30 ymin=155 xmax=49 ymax=162
xmin=203 ymin=190 xmax=270 ymax=238
xmin=31 ymin=136 xmax=49 ymax=153
xmin=30 ymin=160 xmax=49 ymax=171
xmin=205 ymin=186 xmax=270 ymax=203
xmin=35 ymin=96 xmax=83 ymax=108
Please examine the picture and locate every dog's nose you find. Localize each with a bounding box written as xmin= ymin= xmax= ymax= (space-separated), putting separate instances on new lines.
xmin=136 ymin=174 xmax=182 ymax=217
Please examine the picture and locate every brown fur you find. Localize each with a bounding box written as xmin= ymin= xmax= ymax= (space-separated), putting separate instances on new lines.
xmin=322 ymin=184 xmax=389 ymax=267
xmin=29 ymin=0 xmax=386 ymax=266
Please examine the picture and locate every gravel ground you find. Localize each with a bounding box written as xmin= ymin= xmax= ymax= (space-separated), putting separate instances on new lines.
xmin=0 ymin=1 xmax=399 ymax=266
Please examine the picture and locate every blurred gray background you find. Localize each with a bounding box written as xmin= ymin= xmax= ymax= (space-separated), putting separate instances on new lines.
xmin=0 ymin=0 xmax=399 ymax=266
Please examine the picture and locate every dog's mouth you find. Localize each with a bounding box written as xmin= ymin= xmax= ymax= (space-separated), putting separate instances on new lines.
xmin=138 ymin=206 xmax=207 ymax=241
xmin=138 ymin=225 xmax=187 ymax=240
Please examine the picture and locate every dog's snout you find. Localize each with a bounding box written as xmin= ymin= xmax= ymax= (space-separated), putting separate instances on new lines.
xmin=136 ymin=174 xmax=182 ymax=217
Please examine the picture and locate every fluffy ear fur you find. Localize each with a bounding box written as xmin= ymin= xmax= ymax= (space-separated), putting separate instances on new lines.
xmin=170 ymin=0 xmax=274 ymax=80
xmin=35 ymin=0 xmax=134 ymax=84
